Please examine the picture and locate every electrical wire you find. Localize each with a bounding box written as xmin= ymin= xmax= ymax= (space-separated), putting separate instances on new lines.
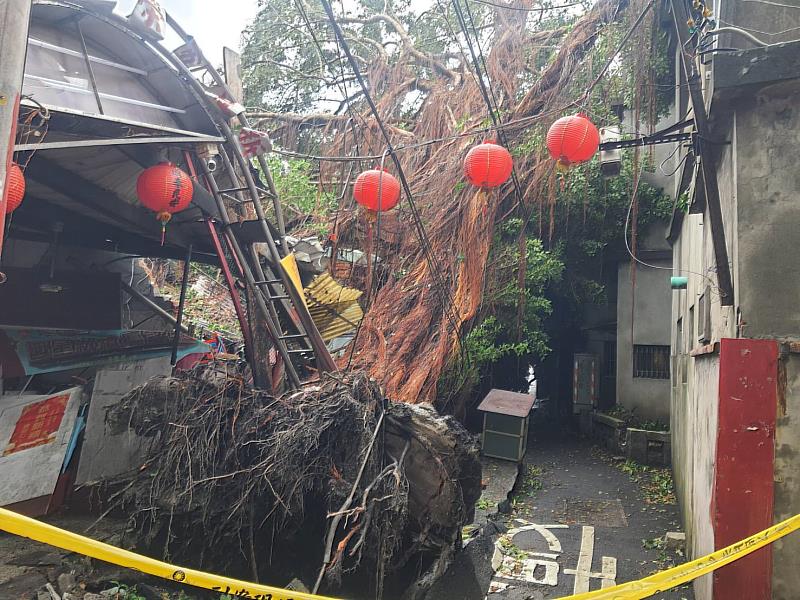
xmin=268 ymin=104 xmax=567 ymax=163
xmin=718 ymin=18 xmax=800 ymax=37
xmin=319 ymin=0 xmax=468 ymax=361
xmin=450 ymin=0 xmax=530 ymax=234
xmin=579 ymin=0 xmax=656 ymax=104
xmin=740 ymin=0 xmax=800 ymax=9
xmin=623 ymin=162 xmax=720 ymax=295
xmin=470 ymin=0 xmax=588 ymax=11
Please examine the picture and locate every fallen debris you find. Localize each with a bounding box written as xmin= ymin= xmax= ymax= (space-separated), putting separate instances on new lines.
xmin=104 ymin=366 xmax=481 ymax=599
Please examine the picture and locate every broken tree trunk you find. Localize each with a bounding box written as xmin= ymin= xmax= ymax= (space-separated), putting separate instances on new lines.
xmin=105 ymin=366 xmax=481 ymax=599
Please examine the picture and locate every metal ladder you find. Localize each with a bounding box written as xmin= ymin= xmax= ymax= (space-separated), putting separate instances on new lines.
xmin=161 ymin=15 xmax=337 ymax=389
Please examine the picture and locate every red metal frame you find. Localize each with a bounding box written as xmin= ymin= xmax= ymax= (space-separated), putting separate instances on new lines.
xmin=181 ymin=150 xmax=253 ymax=358
xmin=713 ymin=338 xmax=778 ymax=600
xmin=205 ymin=217 xmax=253 ymax=355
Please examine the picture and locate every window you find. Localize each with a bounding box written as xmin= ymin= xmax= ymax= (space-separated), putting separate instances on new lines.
xmin=698 ymin=287 xmax=711 ymax=343
xmin=633 ymin=345 xmax=670 ymax=379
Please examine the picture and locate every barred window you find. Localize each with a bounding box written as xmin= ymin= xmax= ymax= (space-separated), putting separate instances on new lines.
xmin=633 ymin=345 xmax=670 ymax=379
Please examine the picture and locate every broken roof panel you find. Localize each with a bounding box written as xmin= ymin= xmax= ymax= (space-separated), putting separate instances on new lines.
xmin=477 ymin=389 xmax=535 ymax=418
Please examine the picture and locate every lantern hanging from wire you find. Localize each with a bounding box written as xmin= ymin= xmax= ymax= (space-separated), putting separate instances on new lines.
xmin=136 ymin=162 xmax=193 ymax=244
xmin=5 ymin=163 xmax=25 ymax=215
xmin=353 ymin=168 xmax=401 ymax=216
xmin=464 ymin=140 xmax=513 ymax=189
xmin=546 ymin=113 xmax=600 ymax=171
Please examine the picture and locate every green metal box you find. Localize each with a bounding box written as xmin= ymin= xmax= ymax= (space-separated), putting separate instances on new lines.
xmin=477 ymin=389 xmax=535 ymax=462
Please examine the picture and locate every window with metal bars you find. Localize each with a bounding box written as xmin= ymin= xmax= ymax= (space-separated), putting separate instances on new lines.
xmin=633 ymin=345 xmax=670 ymax=379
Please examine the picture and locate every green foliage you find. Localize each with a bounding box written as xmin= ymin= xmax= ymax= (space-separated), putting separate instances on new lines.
xmin=266 ymin=157 xmax=337 ymax=235
xmin=617 ymin=459 xmax=677 ymax=505
xmin=108 ymin=583 xmax=147 ymax=600
xmin=520 ymin=465 xmax=544 ymax=495
xmin=604 ymin=405 xmax=669 ymax=432
xmin=476 ymin=498 xmax=496 ymax=510
xmin=464 ymin=236 xmax=563 ymax=377
xmin=241 ymin=0 xmax=489 ymax=114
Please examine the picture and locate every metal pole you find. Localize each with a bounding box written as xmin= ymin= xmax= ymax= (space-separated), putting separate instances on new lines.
xmin=199 ymin=160 xmax=302 ymax=388
xmin=205 ymin=217 xmax=254 ymax=361
xmin=0 ymin=0 xmax=32 ymax=261
xmin=171 ymin=244 xmax=192 ymax=366
xmin=120 ymin=279 xmax=188 ymax=333
xmin=164 ymin=13 xmax=288 ymax=248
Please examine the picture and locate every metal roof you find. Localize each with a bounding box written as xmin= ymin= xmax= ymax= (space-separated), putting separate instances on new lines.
xmin=305 ymin=273 xmax=363 ymax=342
xmin=477 ymin=389 xmax=535 ymax=418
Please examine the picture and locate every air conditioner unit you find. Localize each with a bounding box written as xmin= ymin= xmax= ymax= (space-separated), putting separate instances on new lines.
xmin=599 ymin=126 xmax=621 ymax=178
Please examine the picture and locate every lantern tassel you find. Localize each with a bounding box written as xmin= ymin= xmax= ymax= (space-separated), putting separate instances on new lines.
xmin=157 ymin=211 xmax=172 ymax=247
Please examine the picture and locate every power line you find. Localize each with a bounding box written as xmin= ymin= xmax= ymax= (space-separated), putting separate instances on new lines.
xmin=318 ymin=0 xmax=467 ymax=359
xmin=471 ymin=0 xmax=588 ymax=11
xmin=450 ymin=0 xmax=528 ymax=219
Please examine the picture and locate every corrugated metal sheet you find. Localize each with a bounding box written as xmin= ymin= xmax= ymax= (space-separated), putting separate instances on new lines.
xmin=304 ymin=273 xmax=363 ymax=342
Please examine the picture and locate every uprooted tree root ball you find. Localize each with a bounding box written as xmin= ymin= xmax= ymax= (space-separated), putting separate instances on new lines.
xmin=105 ymin=366 xmax=481 ymax=599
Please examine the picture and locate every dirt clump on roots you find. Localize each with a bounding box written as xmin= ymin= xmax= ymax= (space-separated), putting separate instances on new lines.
xmin=105 ymin=365 xmax=481 ymax=599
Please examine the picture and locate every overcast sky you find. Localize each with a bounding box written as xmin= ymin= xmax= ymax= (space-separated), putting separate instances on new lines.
xmin=114 ymin=0 xmax=260 ymax=65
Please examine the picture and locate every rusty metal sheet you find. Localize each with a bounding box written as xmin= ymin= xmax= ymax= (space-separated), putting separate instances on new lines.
xmin=477 ymin=388 xmax=535 ymax=418
xmin=304 ymin=273 xmax=363 ymax=342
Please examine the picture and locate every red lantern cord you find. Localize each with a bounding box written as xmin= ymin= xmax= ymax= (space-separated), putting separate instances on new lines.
xmin=546 ymin=113 xmax=600 ymax=171
xmin=5 ymin=163 xmax=25 ymax=215
xmin=464 ymin=140 xmax=513 ymax=189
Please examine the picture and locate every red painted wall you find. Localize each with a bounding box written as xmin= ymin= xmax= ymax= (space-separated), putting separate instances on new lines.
xmin=713 ymin=338 xmax=778 ymax=600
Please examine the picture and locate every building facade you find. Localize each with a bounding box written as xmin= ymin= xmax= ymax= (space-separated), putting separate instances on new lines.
xmin=666 ymin=0 xmax=800 ymax=597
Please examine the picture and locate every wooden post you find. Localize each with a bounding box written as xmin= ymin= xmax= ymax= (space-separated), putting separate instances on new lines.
xmin=0 ymin=0 xmax=32 ymax=260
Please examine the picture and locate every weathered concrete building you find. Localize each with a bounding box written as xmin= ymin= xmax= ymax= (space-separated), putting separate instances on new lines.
xmin=665 ymin=0 xmax=800 ymax=598
xmin=615 ymin=225 xmax=672 ymax=423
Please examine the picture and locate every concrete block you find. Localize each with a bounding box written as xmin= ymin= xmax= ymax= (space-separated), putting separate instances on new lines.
xmin=625 ymin=428 xmax=671 ymax=467
xmin=665 ymin=531 xmax=686 ymax=552
xmin=57 ymin=572 xmax=77 ymax=594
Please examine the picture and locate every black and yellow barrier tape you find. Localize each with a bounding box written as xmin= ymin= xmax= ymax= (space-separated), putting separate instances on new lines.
xmin=560 ymin=512 xmax=800 ymax=599
xmin=1 ymin=507 xmax=798 ymax=599
xmin=0 ymin=507 xmax=339 ymax=600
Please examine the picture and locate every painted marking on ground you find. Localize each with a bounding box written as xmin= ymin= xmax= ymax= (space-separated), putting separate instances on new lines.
xmin=489 ymin=520 xmax=617 ymax=597
xmin=563 ymin=526 xmax=617 ymax=593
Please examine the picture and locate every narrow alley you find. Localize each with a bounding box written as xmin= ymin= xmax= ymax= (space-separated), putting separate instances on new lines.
xmin=430 ymin=427 xmax=692 ymax=600
xmin=1 ymin=0 xmax=799 ymax=599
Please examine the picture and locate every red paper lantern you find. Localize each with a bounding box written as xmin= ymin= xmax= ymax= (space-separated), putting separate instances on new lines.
xmin=5 ymin=163 xmax=25 ymax=214
xmin=353 ymin=168 xmax=401 ymax=213
xmin=464 ymin=140 xmax=513 ymax=189
xmin=546 ymin=113 xmax=600 ymax=169
xmin=136 ymin=162 xmax=193 ymax=224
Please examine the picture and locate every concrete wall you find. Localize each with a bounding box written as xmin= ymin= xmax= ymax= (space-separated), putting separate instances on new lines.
xmin=688 ymin=355 xmax=719 ymax=600
xmin=734 ymin=81 xmax=800 ymax=339
xmin=616 ymin=251 xmax=672 ymax=423
xmin=670 ymin=51 xmax=800 ymax=600
xmin=773 ymin=352 xmax=800 ymax=599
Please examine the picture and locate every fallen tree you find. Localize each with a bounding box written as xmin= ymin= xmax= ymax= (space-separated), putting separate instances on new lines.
xmin=243 ymin=0 xmax=663 ymax=412
xmin=105 ymin=366 xmax=481 ymax=599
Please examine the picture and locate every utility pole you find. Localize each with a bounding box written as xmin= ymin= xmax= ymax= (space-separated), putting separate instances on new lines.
xmin=0 ymin=0 xmax=32 ymax=262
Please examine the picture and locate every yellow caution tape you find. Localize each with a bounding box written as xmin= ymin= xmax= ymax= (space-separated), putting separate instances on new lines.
xmin=0 ymin=507 xmax=340 ymax=600
xmin=2 ymin=505 xmax=798 ymax=600
xmin=559 ymin=512 xmax=800 ymax=599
